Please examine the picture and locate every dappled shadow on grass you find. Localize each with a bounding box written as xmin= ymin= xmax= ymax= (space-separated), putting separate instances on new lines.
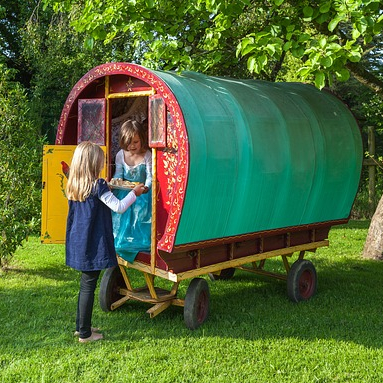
xmin=2 ymin=264 xmax=72 ymax=282
xmin=4 ymin=255 xmax=380 ymax=351
xmin=2 ymin=226 xmax=383 ymax=352
xmin=1 ymin=263 xmax=78 ymax=283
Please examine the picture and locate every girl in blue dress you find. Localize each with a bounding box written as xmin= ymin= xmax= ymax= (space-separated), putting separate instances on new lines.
xmin=66 ymin=141 xmax=145 ymax=343
xmin=111 ymin=120 xmax=152 ymax=263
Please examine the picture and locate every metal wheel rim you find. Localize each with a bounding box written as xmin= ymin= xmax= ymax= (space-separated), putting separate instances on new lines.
xmin=299 ymin=269 xmax=315 ymax=299
xmin=197 ymin=290 xmax=209 ymax=323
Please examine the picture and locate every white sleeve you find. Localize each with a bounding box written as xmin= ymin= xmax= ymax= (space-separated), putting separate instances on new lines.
xmin=144 ymin=150 xmax=152 ymax=188
xmin=113 ymin=150 xmax=124 ymax=179
xmin=100 ymin=190 xmax=136 ymax=213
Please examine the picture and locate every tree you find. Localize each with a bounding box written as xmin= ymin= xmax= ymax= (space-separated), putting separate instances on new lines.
xmin=0 ymin=0 xmax=43 ymax=87
xmin=41 ymin=0 xmax=383 ymax=258
xmin=41 ymin=1 xmax=383 ymax=85
xmin=0 ymin=2 xmax=144 ymax=264
xmin=21 ymin=2 xmax=140 ymax=142
xmin=0 ymin=65 xmax=44 ymax=266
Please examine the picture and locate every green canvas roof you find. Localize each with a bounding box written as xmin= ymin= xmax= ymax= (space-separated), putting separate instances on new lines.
xmin=155 ymin=71 xmax=363 ymax=246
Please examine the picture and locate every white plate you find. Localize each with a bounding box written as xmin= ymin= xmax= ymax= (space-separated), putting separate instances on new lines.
xmin=108 ymin=183 xmax=134 ymax=190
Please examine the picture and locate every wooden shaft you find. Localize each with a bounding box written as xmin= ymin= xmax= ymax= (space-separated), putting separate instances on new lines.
xmin=151 ymin=148 xmax=157 ymax=274
xmin=105 ymin=76 xmax=111 ymax=179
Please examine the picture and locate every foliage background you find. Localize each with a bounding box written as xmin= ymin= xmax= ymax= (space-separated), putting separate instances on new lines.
xmin=0 ymin=0 xmax=383 ymax=261
xmin=0 ymin=66 xmax=44 ymax=265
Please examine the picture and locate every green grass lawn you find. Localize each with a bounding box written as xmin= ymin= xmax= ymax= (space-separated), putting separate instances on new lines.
xmin=1 ymin=220 xmax=383 ymax=382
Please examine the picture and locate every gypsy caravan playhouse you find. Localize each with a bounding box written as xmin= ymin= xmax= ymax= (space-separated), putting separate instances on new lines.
xmin=41 ymin=62 xmax=362 ymax=330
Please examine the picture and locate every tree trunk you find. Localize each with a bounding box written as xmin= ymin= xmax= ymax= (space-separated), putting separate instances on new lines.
xmin=363 ymin=193 xmax=383 ymax=259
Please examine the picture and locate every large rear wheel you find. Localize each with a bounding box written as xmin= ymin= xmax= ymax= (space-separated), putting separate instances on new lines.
xmin=287 ymin=259 xmax=317 ymax=302
xmin=184 ymin=278 xmax=210 ymax=330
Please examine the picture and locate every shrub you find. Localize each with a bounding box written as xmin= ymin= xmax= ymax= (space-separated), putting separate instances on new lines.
xmin=0 ymin=65 xmax=45 ymax=266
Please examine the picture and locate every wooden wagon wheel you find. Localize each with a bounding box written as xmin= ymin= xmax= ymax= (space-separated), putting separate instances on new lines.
xmin=99 ymin=266 xmax=125 ymax=312
xmin=287 ymin=259 xmax=317 ymax=302
xmin=208 ymin=268 xmax=236 ymax=281
xmin=184 ymin=278 xmax=210 ymax=330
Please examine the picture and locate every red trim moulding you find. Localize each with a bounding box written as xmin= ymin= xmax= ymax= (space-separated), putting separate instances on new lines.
xmin=55 ymin=62 xmax=189 ymax=253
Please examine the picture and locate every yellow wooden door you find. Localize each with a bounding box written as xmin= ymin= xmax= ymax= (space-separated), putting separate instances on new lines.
xmin=41 ymin=145 xmax=107 ymax=244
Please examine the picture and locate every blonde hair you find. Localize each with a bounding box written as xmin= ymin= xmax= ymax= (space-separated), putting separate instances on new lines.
xmin=66 ymin=141 xmax=105 ymax=201
xmin=119 ymin=119 xmax=148 ymax=151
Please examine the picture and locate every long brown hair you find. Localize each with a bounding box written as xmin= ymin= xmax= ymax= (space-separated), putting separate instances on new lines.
xmin=66 ymin=141 xmax=105 ymax=202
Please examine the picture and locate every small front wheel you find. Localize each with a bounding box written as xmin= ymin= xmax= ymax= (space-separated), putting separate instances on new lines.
xmin=184 ymin=278 xmax=210 ymax=330
xmin=208 ymin=268 xmax=235 ymax=281
xmin=287 ymin=259 xmax=317 ymax=302
xmin=99 ymin=266 xmax=125 ymax=312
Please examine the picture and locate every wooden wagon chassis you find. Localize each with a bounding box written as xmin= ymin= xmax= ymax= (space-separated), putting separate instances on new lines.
xmin=99 ymin=229 xmax=330 ymax=329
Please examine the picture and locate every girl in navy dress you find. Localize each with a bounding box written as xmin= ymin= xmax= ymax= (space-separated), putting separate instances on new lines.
xmin=65 ymin=141 xmax=144 ymax=343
